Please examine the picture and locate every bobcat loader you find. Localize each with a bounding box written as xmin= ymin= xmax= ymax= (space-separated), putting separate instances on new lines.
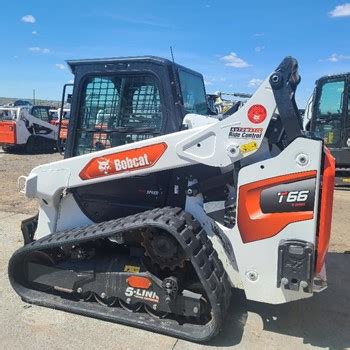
xmin=49 ymin=107 xmax=71 ymax=143
xmin=9 ymin=56 xmax=335 ymax=342
xmin=0 ymin=105 xmax=58 ymax=153
xmin=303 ymin=73 xmax=350 ymax=186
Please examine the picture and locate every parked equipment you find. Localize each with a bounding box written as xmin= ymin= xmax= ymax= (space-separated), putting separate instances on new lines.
xmin=207 ymin=91 xmax=252 ymax=115
xmin=49 ymin=107 xmax=71 ymax=143
xmin=9 ymin=56 xmax=335 ymax=342
xmin=0 ymin=105 xmax=58 ymax=153
xmin=303 ymin=73 xmax=350 ymax=186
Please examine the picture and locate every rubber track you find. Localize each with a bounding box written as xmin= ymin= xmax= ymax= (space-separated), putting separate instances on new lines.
xmin=8 ymin=207 xmax=231 ymax=342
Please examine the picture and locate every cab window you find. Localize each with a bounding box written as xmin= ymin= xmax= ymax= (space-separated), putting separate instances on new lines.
xmin=32 ymin=107 xmax=50 ymax=122
xmin=75 ymin=75 xmax=162 ymax=155
xmin=315 ymin=80 xmax=345 ymax=147
xmin=178 ymin=70 xmax=207 ymax=115
xmin=317 ymin=80 xmax=344 ymax=117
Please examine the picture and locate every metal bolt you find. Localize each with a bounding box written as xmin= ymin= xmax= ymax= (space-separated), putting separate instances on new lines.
xmin=300 ymin=281 xmax=308 ymax=288
xmin=77 ymin=288 xmax=82 ymax=294
xmin=100 ymin=292 xmax=106 ymax=299
xmin=281 ymin=277 xmax=289 ymax=286
xmin=296 ymin=153 xmax=309 ymax=166
xmin=246 ymin=270 xmax=258 ymax=282
xmin=227 ymin=144 xmax=239 ymax=158
xmin=271 ymin=74 xmax=279 ymax=83
xmin=193 ymin=306 xmax=199 ymax=314
xmin=126 ymin=298 xmax=131 ymax=304
xmin=153 ymin=304 xmax=157 ymax=310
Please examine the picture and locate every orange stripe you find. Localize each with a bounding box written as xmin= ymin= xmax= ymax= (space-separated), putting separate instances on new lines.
xmin=316 ymin=148 xmax=335 ymax=273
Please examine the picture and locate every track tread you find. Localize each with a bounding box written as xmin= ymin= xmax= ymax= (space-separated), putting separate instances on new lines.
xmin=8 ymin=206 xmax=231 ymax=342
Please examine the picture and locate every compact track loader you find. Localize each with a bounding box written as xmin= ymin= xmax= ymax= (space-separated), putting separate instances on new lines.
xmin=0 ymin=105 xmax=58 ymax=153
xmin=49 ymin=107 xmax=71 ymax=144
xmin=9 ymin=56 xmax=335 ymax=342
xmin=303 ymin=73 xmax=350 ymax=186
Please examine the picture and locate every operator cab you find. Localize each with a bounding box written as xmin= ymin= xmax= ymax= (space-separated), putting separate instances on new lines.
xmin=64 ymin=56 xmax=217 ymax=221
xmin=307 ymin=74 xmax=350 ymax=168
xmin=65 ymin=56 xmax=210 ymax=158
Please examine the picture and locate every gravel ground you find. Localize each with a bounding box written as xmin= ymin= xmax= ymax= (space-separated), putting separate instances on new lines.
xmin=0 ymin=148 xmax=349 ymax=349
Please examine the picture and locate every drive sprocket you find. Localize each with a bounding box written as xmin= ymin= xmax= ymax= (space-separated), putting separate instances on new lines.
xmin=141 ymin=228 xmax=187 ymax=270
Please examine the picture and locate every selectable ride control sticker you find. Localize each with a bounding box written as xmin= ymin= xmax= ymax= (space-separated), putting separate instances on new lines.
xmin=79 ymin=143 xmax=168 ymax=180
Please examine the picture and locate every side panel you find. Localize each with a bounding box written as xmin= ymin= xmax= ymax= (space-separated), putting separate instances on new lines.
xmin=0 ymin=121 xmax=16 ymax=144
xmin=238 ymin=171 xmax=316 ymax=243
xmin=230 ymin=138 xmax=323 ymax=304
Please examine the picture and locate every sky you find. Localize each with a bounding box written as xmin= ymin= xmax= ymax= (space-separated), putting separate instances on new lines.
xmin=0 ymin=0 xmax=350 ymax=107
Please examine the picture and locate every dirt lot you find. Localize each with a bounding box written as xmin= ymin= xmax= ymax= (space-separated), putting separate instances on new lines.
xmin=0 ymin=148 xmax=349 ymax=349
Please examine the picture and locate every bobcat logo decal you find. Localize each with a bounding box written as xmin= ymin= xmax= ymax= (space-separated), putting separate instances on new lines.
xmin=97 ymin=158 xmax=111 ymax=175
xmin=79 ymin=143 xmax=168 ymax=180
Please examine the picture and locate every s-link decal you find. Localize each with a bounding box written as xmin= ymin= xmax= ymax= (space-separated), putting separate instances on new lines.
xmin=125 ymin=287 xmax=160 ymax=303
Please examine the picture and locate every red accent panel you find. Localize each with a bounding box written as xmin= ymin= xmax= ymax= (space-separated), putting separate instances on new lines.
xmin=316 ymin=148 xmax=335 ymax=273
xmin=238 ymin=171 xmax=317 ymax=243
xmin=59 ymin=120 xmax=69 ymax=140
xmin=127 ymin=276 xmax=151 ymax=289
xmin=50 ymin=120 xmax=69 ymax=140
xmin=0 ymin=121 xmax=16 ymax=145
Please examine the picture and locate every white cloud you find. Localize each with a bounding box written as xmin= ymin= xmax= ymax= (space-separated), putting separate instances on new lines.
xmin=329 ymin=3 xmax=350 ymax=17
xmin=204 ymin=77 xmax=226 ymax=85
xmin=255 ymin=46 xmax=265 ymax=53
xmin=248 ymin=78 xmax=263 ymax=87
xmin=67 ymin=79 xmax=74 ymax=84
xmin=323 ymin=53 xmax=350 ymax=62
xmin=107 ymin=14 xmax=171 ymax=29
xmin=55 ymin=63 xmax=66 ymax=70
xmin=253 ymin=32 xmax=264 ymax=37
xmin=221 ymin=52 xmax=251 ymax=68
xmin=21 ymin=15 xmax=36 ymax=23
xmin=32 ymin=30 xmax=38 ymax=35
xmin=29 ymin=47 xmax=50 ymax=54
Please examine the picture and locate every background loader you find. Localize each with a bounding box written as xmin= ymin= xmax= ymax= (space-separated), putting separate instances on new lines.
xmin=49 ymin=107 xmax=71 ymax=145
xmin=9 ymin=56 xmax=335 ymax=342
xmin=0 ymin=105 xmax=58 ymax=153
xmin=303 ymin=73 xmax=350 ymax=186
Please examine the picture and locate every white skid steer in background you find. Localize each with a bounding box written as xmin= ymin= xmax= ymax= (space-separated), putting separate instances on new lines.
xmin=0 ymin=105 xmax=58 ymax=153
